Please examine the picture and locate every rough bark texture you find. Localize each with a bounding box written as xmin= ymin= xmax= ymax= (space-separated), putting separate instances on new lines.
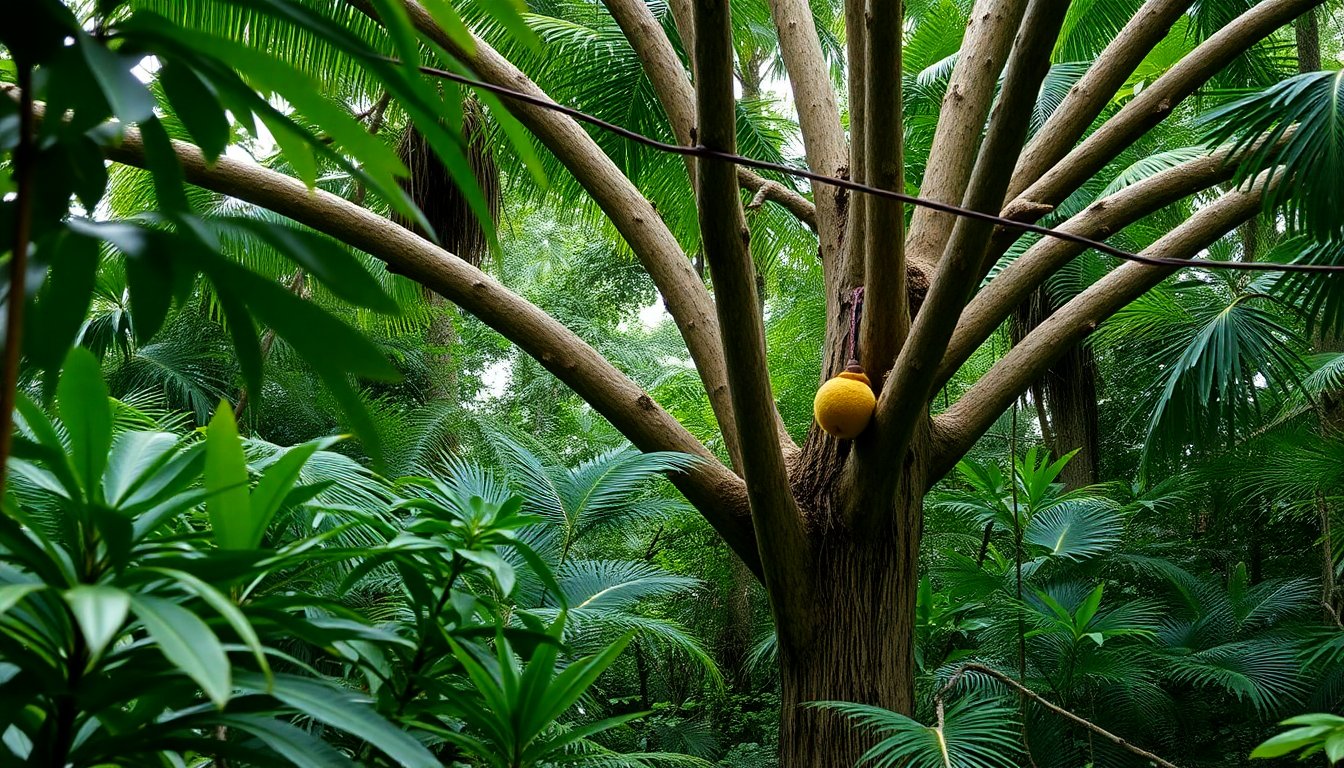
xmin=777 ymin=510 xmax=921 ymax=767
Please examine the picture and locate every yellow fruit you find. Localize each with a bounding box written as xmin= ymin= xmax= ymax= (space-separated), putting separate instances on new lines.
xmin=813 ymin=367 xmax=876 ymax=439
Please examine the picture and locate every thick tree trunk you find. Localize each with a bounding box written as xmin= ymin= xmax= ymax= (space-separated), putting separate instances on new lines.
xmin=775 ymin=498 xmax=921 ymax=767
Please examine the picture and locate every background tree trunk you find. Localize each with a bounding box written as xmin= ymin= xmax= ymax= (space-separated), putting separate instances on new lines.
xmin=1014 ymin=291 xmax=1101 ymax=487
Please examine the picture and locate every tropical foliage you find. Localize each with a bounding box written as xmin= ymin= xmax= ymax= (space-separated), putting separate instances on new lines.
xmin=3 ymin=0 xmax=1344 ymax=766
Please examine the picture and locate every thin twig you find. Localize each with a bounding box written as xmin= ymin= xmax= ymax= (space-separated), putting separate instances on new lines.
xmin=392 ymin=58 xmax=1344 ymax=276
xmin=0 ymin=68 xmax=35 ymax=496
xmin=938 ymin=663 xmax=1183 ymax=768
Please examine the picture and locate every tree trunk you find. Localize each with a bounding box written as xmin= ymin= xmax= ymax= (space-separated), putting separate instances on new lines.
xmin=775 ymin=500 xmax=921 ymax=767
xmin=1014 ymin=289 xmax=1101 ymax=488
xmin=1045 ymin=343 xmax=1101 ymax=488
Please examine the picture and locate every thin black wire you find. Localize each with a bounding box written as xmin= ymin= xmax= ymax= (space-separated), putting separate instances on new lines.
xmin=401 ymin=59 xmax=1344 ymax=277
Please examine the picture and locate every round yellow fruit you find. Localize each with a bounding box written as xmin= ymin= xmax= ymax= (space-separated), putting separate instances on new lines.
xmin=813 ymin=368 xmax=876 ymax=439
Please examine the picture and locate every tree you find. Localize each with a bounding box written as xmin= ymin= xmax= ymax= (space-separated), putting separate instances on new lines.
xmin=6 ymin=0 xmax=1341 ymax=764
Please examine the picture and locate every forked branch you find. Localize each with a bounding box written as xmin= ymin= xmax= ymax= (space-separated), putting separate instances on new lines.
xmin=1008 ymin=0 xmax=1323 ymax=216
xmin=88 ymin=113 xmax=763 ymax=575
xmin=904 ymin=0 xmax=1030 ymax=273
xmin=352 ymin=0 xmax=750 ymax=473
xmin=938 ymin=143 xmax=1253 ymax=386
xmin=872 ymin=0 xmax=1069 ymax=474
xmin=1008 ymin=0 xmax=1195 ymax=197
xmin=932 ymin=173 xmax=1276 ymax=477
xmin=692 ymin=0 xmax=812 ymax=627
xmin=599 ymin=0 xmax=817 ymax=230
xmin=765 ymin=0 xmax=848 ymax=254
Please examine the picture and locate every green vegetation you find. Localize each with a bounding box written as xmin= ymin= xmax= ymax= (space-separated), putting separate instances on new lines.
xmin=2 ymin=0 xmax=1343 ymax=766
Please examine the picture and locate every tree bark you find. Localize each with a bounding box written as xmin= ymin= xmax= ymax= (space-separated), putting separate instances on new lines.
xmin=1044 ymin=343 xmax=1101 ymax=488
xmin=777 ymin=501 xmax=921 ymax=767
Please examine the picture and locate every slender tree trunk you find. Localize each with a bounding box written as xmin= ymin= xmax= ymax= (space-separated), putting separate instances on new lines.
xmin=721 ymin=552 xmax=756 ymax=691
xmin=1014 ymin=292 xmax=1100 ymax=488
xmin=1045 ymin=344 xmax=1101 ymax=488
xmin=1295 ymin=8 xmax=1321 ymax=73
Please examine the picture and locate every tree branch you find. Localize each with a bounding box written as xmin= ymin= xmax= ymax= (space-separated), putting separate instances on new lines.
xmin=931 ymin=174 xmax=1274 ymax=478
xmin=354 ymin=0 xmax=750 ymax=475
xmin=937 ymin=663 xmax=1183 ymax=768
xmin=1006 ymin=0 xmax=1322 ymax=218
xmin=693 ymin=0 xmax=811 ymax=627
xmin=859 ymin=0 xmax=909 ymax=383
xmin=90 ymin=115 xmax=762 ymax=576
xmin=1008 ymin=0 xmax=1195 ymax=199
xmin=869 ymin=0 xmax=1068 ymax=478
xmin=937 ymin=145 xmax=1246 ymax=386
xmin=904 ymin=0 xmax=1030 ymax=274
xmin=600 ymin=0 xmax=817 ymax=230
xmin=766 ymin=0 xmax=848 ymax=254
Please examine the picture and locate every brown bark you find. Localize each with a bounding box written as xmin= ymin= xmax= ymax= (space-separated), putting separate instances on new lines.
xmin=904 ymin=0 xmax=1030 ymax=273
xmin=777 ymin=517 xmax=920 ymax=767
xmin=1295 ymin=7 xmax=1321 ymax=73
xmin=860 ymin=0 xmax=910 ymax=383
xmin=1014 ymin=290 xmax=1101 ymax=488
xmin=359 ymin=0 xmax=750 ymax=475
xmin=1044 ymin=344 xmax=1101 ymax=488
xmin=872 ymin=0 xmax=1069 ymax=497
xmin=933 ymin=174 xmax=1276 ymax=476
xmin=939 ymin=141 xmax=1255 ymax=387
xmin=692 ymin=0 xmax=810 ymax=622
xmin=599 ymin=0 xmax=817 ymax=229
xmin=87 ymin=115 xmax=763 ymax=575
xmin=1007 ymin=0 xmax=1323 ymax=218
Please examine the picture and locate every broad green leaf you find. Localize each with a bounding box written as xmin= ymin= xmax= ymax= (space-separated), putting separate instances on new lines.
xmin=131 ymin=596 xmax=232 ymax=708
xmin=145 ymin=567 xmax=271 ymax=682
xmin=159 ymin=61 xmax=231 ymax=162
xmin=63 ymin=585 xmax=130 ymax=661
xmin=217 ymin=218 xmax=398 ymax=313
xmin=26 ymin=228 xmax=99 ymax=379
xmin=0 ymin=584 xmax=43 ymax=617
xmin=237 ymin=673 xmax=436 ymax=767
xmin=205 ymin=404 xmax=252 ymax=550
xmin=245 ymin=438 xmax=333 ymax=549
xmin=1075 ymin=583 xmax=1105 ymax=629
xmin=56 ymin=347 xmax=112 ymax=498
xmin=77 ymin=32 xmax=154 ymax=123
xmin=215 ymin=715 xmax=356 ymax=768
xmin=138 ymin=116 xmax=192 ymax=214
xmin=102 ymin=432 xmax=181 ymax=507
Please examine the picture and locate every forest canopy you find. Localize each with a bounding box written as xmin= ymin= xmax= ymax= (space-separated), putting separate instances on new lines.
xmin=1 ymin=0 xmax=1343 ymax=766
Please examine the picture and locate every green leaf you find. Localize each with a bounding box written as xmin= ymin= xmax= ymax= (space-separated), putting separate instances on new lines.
xmin=77 ymin=32 xmax=154 ymax=123
xmin=131 ymin=595 xmax=232 ymax=708
xmin=459 ymin=549 xmax=516 ymax=596
xmin=215 ymin=715 xmax=356 ymax=768
xmin=1075 ymin=583 xmax=1105 ymax=629
xmin=205 ymin=403 xmax=252 ymax=550
xmin=237 ymin=673 xmax=436 ymax=767
xmin=245 ymin=438 xmax=335 ymax=549
xmin=26 ymin=229 xmax=99 ymax=378
xmin=63 ymin=585 xmax=130 ymax=661
xmin=138 ymin=116 xmax=192 ymax=214
xmin=217 ymin=218 xmax=398 ymax=313
xmin=56 ymin=347 xmax=112 ymax=497
xmin=159 ymin=61 xmax=231 ymax=162
xmin=0 ymin=584 xmax=43 ymax=617
xmin=145 ymin=567 xmax=271 ymax=683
